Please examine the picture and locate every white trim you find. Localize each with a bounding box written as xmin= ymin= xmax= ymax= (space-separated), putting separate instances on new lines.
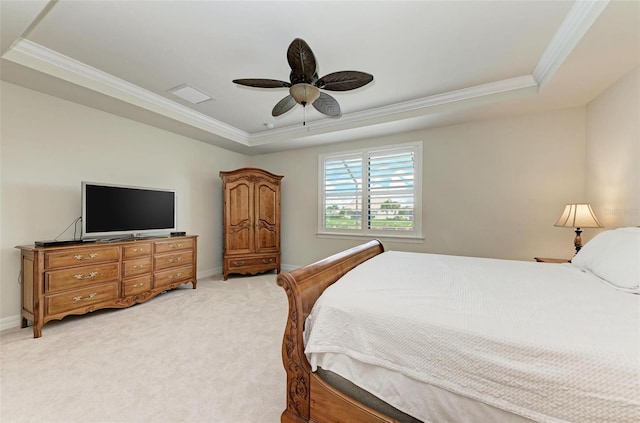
xmin=4 ymin=38 xmax=536 ymax=148
xmin=0 ymin=315 xmax=22 ymax=332
xmin=4 ymin=39 xmax=250 ymax=145
xmin=246 ymin=76 xmax=537 ymax=145
xmin=197 ymin=267 xmax=221 ymax=280
xmin=0 ymin=1 xmax=605 ymax=148
xmin=316 ymin=233 xmax=424 ymax=244
xmin=350 ymin=76 xmax=536 ymax=118
xmin=281 ymin=264 xmax=300 ymax=273
xmin=533 ymin=0 xmax=609 ymax=88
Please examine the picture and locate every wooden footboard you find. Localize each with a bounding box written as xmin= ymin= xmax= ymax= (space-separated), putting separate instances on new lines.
xmin=276 ymin=240 xmax=389 ymax=423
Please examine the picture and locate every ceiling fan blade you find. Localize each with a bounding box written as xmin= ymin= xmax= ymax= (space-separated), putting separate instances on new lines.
xmin=316 ymin=71 xmax=374 ymax=91
xmin=233 ymin=78 xmax=291 ymax=88
xmin=272 ymin=95 xmax=297 ymax=117
xmin=312 ymin=92 xmax=341 ymax=117
xmin=287 ymin=38 xmax=317 ymax=84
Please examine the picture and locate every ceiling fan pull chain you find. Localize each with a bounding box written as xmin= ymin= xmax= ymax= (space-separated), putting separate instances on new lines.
xmin=303 ymin=105 xmax=306 ymax=126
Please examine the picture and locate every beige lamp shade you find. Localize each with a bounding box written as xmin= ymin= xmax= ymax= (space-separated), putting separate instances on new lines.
xmin=554 ymin=203 xmax=603 ymax=228
xmin=289 ymin=83 xmax=320 ymax=106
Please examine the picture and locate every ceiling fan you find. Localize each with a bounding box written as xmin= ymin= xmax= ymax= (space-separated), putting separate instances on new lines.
xmin=232 ymin=38 xmax=374 ymax=123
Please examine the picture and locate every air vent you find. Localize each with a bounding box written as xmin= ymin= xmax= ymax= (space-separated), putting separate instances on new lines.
xmin=168 ymin=84 xmax=214 ymax=104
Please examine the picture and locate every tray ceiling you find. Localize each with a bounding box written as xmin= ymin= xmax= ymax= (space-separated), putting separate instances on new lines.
xmin=1 ymin=0 xmax=638 ymax=154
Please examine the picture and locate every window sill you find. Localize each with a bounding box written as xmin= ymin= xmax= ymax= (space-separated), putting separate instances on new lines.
xmin=316 ymin=232 xmax=424 ymax=244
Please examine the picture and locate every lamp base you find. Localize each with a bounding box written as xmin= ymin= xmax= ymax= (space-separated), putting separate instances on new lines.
xmin=573 ymin=227 xmax=583 ymax=254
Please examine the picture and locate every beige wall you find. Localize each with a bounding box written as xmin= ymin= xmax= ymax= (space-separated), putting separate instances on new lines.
xmin=2 ymin=66 xmax=636 ymax=325
xmin=586 ymin=66 xmax=640 ymax=228
xmin=254 ymin=107 xmax=587 ymax=269
xmin=0 ymin=81 xmax=249 ymax=322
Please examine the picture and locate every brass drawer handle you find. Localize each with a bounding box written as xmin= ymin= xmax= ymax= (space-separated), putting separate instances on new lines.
xmin=167 ymin=272 xmax=183 ymax=280
xmin=132 ymin=264 xmax=146 ymax=269
xmin=168 ymin=243 xmax=182 ymax=249
xmin=262 ymin=258 xmax=274 ymax=264
xmin=132 ymin=248 xmax=145 ymax=252
xmin=132 ymin=282 xmax=144 ymax=288
xmin=72 ymin=292 xmax=97 ymax=302
xmin=232 ymin=261 xmax=245 ymax=267
xmin=167 ymin=257 xmax=182 ymax=263
xmin=74 ymin=253 xmax=98 ymax=260
xmin=74 ymin=271 xmax=98 ymax=280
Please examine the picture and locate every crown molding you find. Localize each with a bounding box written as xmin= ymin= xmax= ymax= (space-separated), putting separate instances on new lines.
xmin=1 ymin=0 xmax=606 ymax=148
xmin=533 ymin=0 xmax=609 ymax=89
xmin=4 ymin=38 xmax=538 ymax=147
xmin=2 ymin=38 xmax=251 ymax=145
xmin=247 ymin=75 xmax=537 ymax=146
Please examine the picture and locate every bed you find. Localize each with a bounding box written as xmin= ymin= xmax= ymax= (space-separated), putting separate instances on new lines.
xmin=276 ymin=227 xmax=640 ymax=423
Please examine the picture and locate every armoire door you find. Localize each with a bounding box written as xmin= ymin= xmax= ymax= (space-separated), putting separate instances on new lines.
xmin=224 ymin=177 xmax=254 ymax=255
xmin=254 ymin=178 xmax=280 ymax=254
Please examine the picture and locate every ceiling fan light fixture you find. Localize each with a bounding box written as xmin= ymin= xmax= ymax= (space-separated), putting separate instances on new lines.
xmin=232 ymin=38 xmax=373 ymax=121
xmin=289 ymin=83 xmax=320 ymax=106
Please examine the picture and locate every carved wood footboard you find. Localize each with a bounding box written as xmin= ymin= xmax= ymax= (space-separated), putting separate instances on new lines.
xmin=276 ymin=240 xmax=391 ymax=423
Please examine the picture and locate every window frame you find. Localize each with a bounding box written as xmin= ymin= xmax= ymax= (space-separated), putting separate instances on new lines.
xmin=317 ymin=141 xmax=423 ymax=242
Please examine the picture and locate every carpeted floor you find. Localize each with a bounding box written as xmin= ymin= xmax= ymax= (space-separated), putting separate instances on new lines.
xmin=0 ymin=273 xmax=288 ymax=423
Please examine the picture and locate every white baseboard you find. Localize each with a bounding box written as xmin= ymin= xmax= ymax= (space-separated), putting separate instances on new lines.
xmin=197 ymin=267 xmax=221 ymax=280
xmin=280 ymin=264 xmax=300 ymax=273
xmin=1 ymin=315 xmax=22 ymax=332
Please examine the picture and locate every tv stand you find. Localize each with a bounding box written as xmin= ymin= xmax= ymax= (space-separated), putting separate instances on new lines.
xmin=17 ymin=235 xmax=198 ymax=338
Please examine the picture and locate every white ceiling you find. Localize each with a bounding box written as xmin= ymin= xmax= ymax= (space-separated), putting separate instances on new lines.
xmin=1 ymin=0 xmax=638 ymax=155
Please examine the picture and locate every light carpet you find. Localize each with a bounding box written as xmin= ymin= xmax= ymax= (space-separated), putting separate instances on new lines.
xmin=0 ymin=273 xmax=288 ymax=423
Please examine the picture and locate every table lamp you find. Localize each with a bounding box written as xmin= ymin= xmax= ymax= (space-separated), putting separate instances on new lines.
xmin=554 ymin=203 xmax=603 ymax=254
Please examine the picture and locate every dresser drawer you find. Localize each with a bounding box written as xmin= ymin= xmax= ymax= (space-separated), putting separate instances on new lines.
xmin=46 ymin=281 xmax=119 ymax=315
xmin=226 ymin=255 xmax=279 ymax=269
xmin=154 ymin=265 xmax=194 ymax=288
xmin=46 ymin=263 xmax=120 ymax=293
xmin=154 ymin=238 xmax=193 ymax=254
xmin=122 ymin=257 xmax=152 ymax=277
xmin=45 ymin=246 xmax=119 ymax=269
xmin=122 ymin=275 xmax=152 ymax=296
xmin=154 ymin=251 xmax=193 ymax=271
xmin=122 ymin=243 xmax=152 ymax=259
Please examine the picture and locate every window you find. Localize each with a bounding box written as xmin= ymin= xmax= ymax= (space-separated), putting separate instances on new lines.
xmin=319 ymin=142 xmax=422 ymax=239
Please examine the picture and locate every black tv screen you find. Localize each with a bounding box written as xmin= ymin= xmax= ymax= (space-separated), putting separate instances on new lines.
xmin=82 ymin=182 xmax=176 ymax=238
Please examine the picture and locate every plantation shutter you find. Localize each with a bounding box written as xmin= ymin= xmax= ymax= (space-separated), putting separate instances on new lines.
xmin=323 ymin=154 xmax=363 ymax=230
xmin=367 ymin=147 xmax=415 ymax=232
xmin=319 ymin=142 xmax=421 ymax=238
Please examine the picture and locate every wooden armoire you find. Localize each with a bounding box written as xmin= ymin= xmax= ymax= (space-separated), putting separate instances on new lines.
xmin=220 ymin=168 xmax=283 ymax=280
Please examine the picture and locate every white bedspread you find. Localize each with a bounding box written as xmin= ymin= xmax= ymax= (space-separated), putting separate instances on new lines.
xmin=304 ymin=251 xmax=640 ymax=423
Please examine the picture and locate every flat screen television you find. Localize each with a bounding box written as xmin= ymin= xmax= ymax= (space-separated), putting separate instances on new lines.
xmin=82 ymin=182 xmax=177 ymax=239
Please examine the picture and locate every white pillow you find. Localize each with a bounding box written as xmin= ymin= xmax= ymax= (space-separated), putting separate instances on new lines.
xmin=571 ymin=227 xmax=640 ymax=293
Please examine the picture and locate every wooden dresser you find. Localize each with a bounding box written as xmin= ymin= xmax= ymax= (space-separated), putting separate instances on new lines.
xmin=17 ymin=235 xmax=197 ymax=338
xmin=220 ymin=168 xmax=283 ymax=280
